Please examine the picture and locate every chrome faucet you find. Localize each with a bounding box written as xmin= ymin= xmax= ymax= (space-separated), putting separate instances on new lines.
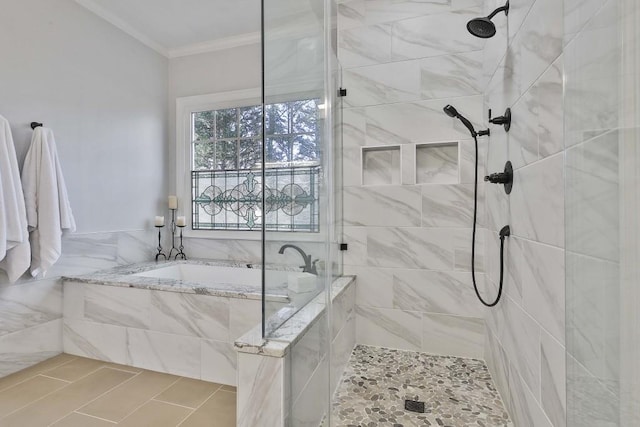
xmin=278 ymin=244 xmax=318 ymax=275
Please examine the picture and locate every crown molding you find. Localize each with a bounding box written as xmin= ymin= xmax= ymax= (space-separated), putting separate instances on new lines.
xmin=168 ymin=32 xmax=261 ymax=58
xmin=75 ymin=0 xmax=169 ymax=57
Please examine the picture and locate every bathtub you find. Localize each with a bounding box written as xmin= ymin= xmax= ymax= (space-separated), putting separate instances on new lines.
xmin=61 ymin=260 xmax=294 ymax=385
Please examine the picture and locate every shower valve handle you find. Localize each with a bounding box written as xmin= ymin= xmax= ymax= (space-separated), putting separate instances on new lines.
xmin=484 ymin=172 xmax=511 ymax=184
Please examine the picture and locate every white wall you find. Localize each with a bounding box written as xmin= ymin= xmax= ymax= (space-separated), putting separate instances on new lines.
xmin=0 ymin=0 xmax=168 ymax=376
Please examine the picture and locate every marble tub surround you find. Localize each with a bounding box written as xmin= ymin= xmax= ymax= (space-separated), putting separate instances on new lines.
xmin=63 ymin=259 xmax=293 ymax=302
xmin=236 ymin=276 xmax=356 ymax=427
xmin=62 ymin=263 xmax=292 ymax=385
xmin=339 ymin=0 xmax=490 ymax=362
xmin=332 ymin=345 xmax=512 ymax=427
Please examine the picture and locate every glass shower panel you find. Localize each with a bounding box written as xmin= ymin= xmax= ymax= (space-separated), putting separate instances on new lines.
xmin=565 ymin=0 xmax=640 ymax=425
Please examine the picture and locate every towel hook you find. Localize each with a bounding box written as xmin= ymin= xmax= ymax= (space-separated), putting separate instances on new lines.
xmin=30 ymin=122 xmax=43 ymax=130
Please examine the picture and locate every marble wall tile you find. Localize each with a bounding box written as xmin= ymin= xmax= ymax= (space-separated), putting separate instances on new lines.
xmin=537 ymin=57 xmax=564 ymax=158
xmin=510 ymin=153 xmax=564 ymax=248
xmin=365 ymin=96 xmax=483 ymax=147
xmin=0 ymin=279 xmax=62 ymax=336
xmin=0 ymin=319 xmax=62 ymax=377
xmin=497 ymin=296 xmax=541 ymax=399
xmin=339 ymin=24 xmax=392 ymax=68
xmin=63 ymin=319 xmax=128 ymax=365
xmin=343 ymin=107 xmax=366 ymax=148
xmin=565 ymin=131 xmax=619 ymax=261
xmin=343 ymin=60 xmax=421 ymax=107
xmin=237 ymin=352 xmax=285 ymax=427
xmin=332 ymin=283 xmax=355 ymax=338
xmin=126 ymin=328 xmax=201 ymax=379
xmin=331 ymin=312 xmax=356 ymax=396
xmin=149 ymin=291 xmax=230 ymax=341
xmin=116 ymin=230 xmax=155 ymax=265
xmin=508 ymin=362 xmax=553 ymax=427
xmin=420 ymin=51 xmax=484 ymax=99
xmin=391 ymin=8 xmax=485 ymax=60
xmin=47 ymin=233 xmax=119 ymax=278
xmin=453 ymin=227 xmax=485 ymax=273
xmin=541 ymin=330 xmax=567 ymax=427
xmin=564 ymin=0 xmax=606 ymax=43
xmin=511 ymin=237 xmax=565 ymax=343
xmin=401 ymin=144 xmax=416 ymax=185
xmin=393 ymin=269 xmax=485 ymax=318
xmin=366 ymin=227 xmax=454 ymax=270
xmin=355 ymin=305 xmax=421 ymax=351
xmin=485 ymin=329 xmax=511 ymax=413
xmin=201 ymin=339 xmax=236 ymax=386
xmin=84 ymin=285 xmax=151 ymax=329
xmin=229 ymin=298 xmax=262 ymax=341
xmin=345 ymin=185 xmax=422 ymax=227
xmin=342 ymin=227 xmax=368 ymax=266
xmin=338 ymin=0 xmax=365 ymax=31
xmin=291 ymin=316 xmax=323 ymax=401
xmin=421 ymin=313 xmax=484 ymax=359
xmin=290 ymin=357 xmax=329 ymax=427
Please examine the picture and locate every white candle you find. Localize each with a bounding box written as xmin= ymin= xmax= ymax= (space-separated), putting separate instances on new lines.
xmin=154 ymin=216 xmax=165 ymax=227
xmin=176 ymin=216 xmax=186 ymax=227
xmin=168 ymin=195 xmax=178 ymax=210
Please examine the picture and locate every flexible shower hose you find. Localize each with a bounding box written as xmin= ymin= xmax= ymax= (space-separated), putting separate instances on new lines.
xmin=471 ymin=135 xmax=506 ymax=307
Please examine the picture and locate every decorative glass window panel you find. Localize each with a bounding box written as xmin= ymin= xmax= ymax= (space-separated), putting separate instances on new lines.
xmin=190 ymin=99 xmax=321 ymax=232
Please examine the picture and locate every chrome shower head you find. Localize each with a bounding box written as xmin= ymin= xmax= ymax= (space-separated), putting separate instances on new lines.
xmin=467 ymin=1 xmax=509 ymax=39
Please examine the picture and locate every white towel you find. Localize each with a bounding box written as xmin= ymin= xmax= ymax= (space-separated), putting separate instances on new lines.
xmin=22 ymin=127 xmax=76 ymax=278
xmin=0 ymin=115 xmax=30 ymax=283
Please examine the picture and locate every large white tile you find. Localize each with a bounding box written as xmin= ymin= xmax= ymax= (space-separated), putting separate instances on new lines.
xmin=421 ymin=313 xmax=484 ymax=359
xmin=344 ymin=185 xmax=422 ymax=227
xmin=84 ymin=285 xmax=151 ymax=329
xmin=126 ymin=328 xmax=201 ymax=379
xmin=420 ymin=51 xmax=484 ymax=99
xmin=237 ymin=352 xmax=285 ymax=427
xmin=0 ymin=278 xmax=62 ymax=336
xmin=355 ymin=305 xmax=421 ymax=351
xmin=229 ymin=298 xmax=262 ymax=341
xmin=63 ymin=319 xmax=127 ymax=365
xmin=0 ymin=319 xmax=62 ymax=377
xmin=149 ymin=291 xmax=229 ymax=341
xmin=201 ymin=339 xmax=236 ymax=386
xmin=541 ymin=330 xmax=567 ymax=427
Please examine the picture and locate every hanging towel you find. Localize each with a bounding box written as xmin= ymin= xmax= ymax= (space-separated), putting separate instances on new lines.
xmin=0 ymin=115 xmax=30 ymax=283
xmin=22 ymin=127 xmax=76 ymax=278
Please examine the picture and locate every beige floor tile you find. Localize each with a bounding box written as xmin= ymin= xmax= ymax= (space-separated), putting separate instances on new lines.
xmin=1 ymin=368 xmax=134 ymax=427
xmin=52 ymin=412 xmax=116 ymax=426
xmin=118 ymin=400 xmax=192 ymax=427
xmin=78 ymin=370 xmax=180 ymax=422
xmin=179 ymin=390 xmax=236 ymax=427
xmin=0 ymin=375 xmax=68 ymax=417
xmin=220 ymin=385 xmax=236 ymax=392
xmin=154 ymin=377 xmax=222 ymax=409
xmin=0 ymin=354 xmax=76 ymax=392
xmin=42 ymin=357 xmax=107 ymax=381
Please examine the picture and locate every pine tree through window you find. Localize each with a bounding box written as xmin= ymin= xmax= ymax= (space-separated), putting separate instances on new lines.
xmin=190 ymin=99 xmax=321 ymax=232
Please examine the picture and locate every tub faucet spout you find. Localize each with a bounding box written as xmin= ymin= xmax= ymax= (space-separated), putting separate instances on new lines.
xmin=278 ymin=244 xmax=318 ymax=275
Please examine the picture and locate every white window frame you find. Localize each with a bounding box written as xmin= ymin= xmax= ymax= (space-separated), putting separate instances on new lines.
xmin=176 ymin=89 xmax=323 ymax=241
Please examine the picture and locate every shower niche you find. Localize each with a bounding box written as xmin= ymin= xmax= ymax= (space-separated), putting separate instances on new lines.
xmin=361 ymin=142 xmax=459 ymax=186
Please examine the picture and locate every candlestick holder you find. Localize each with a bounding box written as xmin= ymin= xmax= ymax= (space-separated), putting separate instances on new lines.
xmin=168 ymin=208 xmax=179 ymax=259
xmin=155 ymin=225 xmax=167 ymax=261
xmin=175 ymin=225 xmax=187 ymax=260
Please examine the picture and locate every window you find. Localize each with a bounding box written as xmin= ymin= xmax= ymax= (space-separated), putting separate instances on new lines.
xmin=178 ymin=90 xmax=322 ymax=235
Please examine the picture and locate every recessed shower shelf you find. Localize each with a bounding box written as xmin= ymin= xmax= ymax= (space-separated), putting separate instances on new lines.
xmin=416 ymin=142 xmax=459 ymax=184
xmin=361 ymin=145 xmax=401 ymax=186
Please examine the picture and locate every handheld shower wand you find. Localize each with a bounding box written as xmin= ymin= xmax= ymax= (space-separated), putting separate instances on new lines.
xmin=442 ymin=105 xmax=507 ymax=307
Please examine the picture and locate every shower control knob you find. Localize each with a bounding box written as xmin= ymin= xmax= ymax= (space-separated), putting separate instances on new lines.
xmin=484 ymin=161 xmax=513 ymax=194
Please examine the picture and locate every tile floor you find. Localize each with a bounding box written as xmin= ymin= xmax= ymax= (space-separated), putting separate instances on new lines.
xmin=332 ymin=345 xmax=512 ymax=427
xmin=0 ymin=354 xmax=236 ymax=427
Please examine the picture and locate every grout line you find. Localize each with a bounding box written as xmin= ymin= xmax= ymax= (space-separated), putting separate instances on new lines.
xmin=38 ymin=374 xmax=72 ymax=383
xmin=69 ymin=411 xmax=118 ymax=424
xmin=176 ymin=387 xmax=234 ymax=427
xmin=0 ymin=355 xmax=78 ymax=394
xmin=150 ymin=398 xmax=202 ymax=411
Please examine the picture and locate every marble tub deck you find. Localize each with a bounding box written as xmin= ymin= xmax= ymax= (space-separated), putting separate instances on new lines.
xmin=332 ymin=345 xmax=512 ymax=427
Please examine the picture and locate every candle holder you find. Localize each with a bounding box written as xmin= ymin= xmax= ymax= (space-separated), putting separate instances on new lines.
xmin=155 ymin=225 xmax=167 ymax=261
xmin=175 ymin=225 xmax=187 ymax=260
xmin=168 ymin=208 xmax=179 ymax=259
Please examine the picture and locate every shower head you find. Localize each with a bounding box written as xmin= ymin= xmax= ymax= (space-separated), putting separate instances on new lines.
xmin=443 ymin=104 xmax=477 ymax=137
xmin=467 ymin=1 xmax=509 ymax=39
xmin=467 ymin=17 xmax=497 ymax=39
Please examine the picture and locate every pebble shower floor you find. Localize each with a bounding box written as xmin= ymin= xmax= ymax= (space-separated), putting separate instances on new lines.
xmin=332 ymin=345 xmax=512 ymax=427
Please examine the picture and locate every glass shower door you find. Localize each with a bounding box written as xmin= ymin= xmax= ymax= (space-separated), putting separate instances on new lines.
xmin=565 ymin=0 xmax=640 ymax=425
